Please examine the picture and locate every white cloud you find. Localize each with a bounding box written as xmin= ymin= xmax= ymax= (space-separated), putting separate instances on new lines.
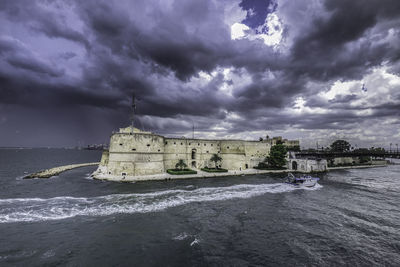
xmin=231 ymin=22 xmax=250 ymax=40
xmin=230 ymin=13 xmax=283 ymax=47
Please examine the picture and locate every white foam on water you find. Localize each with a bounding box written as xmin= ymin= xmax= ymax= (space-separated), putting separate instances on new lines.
xmin=190 ymin=238 xmax=200 ymax=247
xmin=0 ymin=182 xmax=322 ymax=223
xmin=173 ymin=232 xmax=190 ymax=240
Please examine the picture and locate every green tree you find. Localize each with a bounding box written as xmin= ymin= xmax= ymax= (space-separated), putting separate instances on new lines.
xmin=266 ymin=144 xmax=287 ymax=168
xmin=353 ymin=148 xmax=371 ymax=163
xmin=175 ymin=159 xmax=187 ymax=170
xmin=210 ymin=153 xmax=222 ymax=168
xmin=330 ymin=139 xmax=351 ymax=152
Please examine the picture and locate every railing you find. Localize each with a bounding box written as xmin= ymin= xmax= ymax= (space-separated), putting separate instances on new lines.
xmin=295 ymin=151 xmax=400 ymax=158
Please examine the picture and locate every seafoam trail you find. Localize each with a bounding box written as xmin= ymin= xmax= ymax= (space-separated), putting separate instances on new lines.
xmin=0 ymin=183 xmax=322 ymax=223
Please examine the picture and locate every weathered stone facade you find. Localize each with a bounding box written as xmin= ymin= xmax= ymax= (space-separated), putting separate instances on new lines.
xmin=96 ymin=126 xmax=277 ymax=177
xmin=287 ymin=152 xmax=328 ymax=172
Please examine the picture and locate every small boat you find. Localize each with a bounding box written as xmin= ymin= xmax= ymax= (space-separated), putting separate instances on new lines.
xmin=285 ymin=173 xmax=319 ymax=187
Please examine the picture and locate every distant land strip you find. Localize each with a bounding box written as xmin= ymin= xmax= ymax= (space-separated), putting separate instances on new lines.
xmin=24 ymin=162 xmax=100 ymax=179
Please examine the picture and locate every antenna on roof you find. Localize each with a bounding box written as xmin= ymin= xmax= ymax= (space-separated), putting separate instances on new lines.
xmin=131 ymin=93 xmax=136 ymax=133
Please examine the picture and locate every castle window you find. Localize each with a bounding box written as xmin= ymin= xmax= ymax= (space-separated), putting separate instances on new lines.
xmin=174 ymin=142 xmax=176 ymax=144
xmin=189 ymin=143 xmax=191 ymax=145
xmin=206 ymin=151 xmax=209 ymax=153
xmin=204 ymin=144 xmax=206 ymax=146
xmin=122 ymin=173 xmax=126 ymax=176
xmin=119 ymin=143 xmax=123 ymax=146
xmin=158 ymin=149 xmax=160 ymax=152
xmin=165 ymin=141 xmax=168 ymax=145
xmin=227 ymin=146 xmax=229 ymax=149
xmin=211 ymin=144 xmax=213 ymax=146
xmin=147 ymin=144 xmax=150 ymax=147
xmin=132 ymin=148 xmax=136 ymax=151
xmin=181 ymin=142 xmax=183 ymax=145
xmin=198 ymin=143 xmax=200 ymax=146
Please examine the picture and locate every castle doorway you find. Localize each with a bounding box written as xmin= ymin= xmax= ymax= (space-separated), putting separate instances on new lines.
xmin=191 ymin=161 xmax=196 ymax=169
xmin=292 ymin=161 xmax=298 ymax=170
xmin=191 ymin=149 xmax=196 ymax=160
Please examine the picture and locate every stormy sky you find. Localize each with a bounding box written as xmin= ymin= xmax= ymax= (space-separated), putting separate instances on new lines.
xmin=1 ymin=0 xmax=400 ymax=148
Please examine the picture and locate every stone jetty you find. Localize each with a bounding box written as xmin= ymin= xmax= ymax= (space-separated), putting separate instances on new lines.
xmin=24 ymin=162 xmax=99 ymax=179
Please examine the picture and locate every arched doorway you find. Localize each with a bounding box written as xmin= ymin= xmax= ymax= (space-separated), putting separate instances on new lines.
xmin=191 ymin=161 xmax=196 ymax=169
xmin=292 ymin=161 xmax=298 ymax=170
xmin=191 ymin=149 xmax=196 ymax=160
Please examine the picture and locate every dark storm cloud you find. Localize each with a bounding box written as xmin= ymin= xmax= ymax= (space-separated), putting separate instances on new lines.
xmin=0 ymin=0 xmax=400 ymax=146
xmin=290 ymin=0 xmax=400 ymax=81
xmin=0 ymin=0 xmax=89 ymax=48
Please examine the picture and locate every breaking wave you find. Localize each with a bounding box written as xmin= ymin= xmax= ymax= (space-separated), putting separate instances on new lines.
xmin=0 ymin=183 xmax=322 ymax=223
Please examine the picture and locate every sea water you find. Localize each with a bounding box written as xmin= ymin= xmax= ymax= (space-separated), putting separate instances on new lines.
xmin=0 ymin=148 xmax=399 ymax=266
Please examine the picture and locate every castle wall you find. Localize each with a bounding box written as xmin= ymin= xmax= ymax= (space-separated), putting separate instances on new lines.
xmin=244 ymin=141 xmax=270 ymax=168
xmin=97 ymin=127 xmax=282 ymax=177
xmin=107 ymin=132 xmax=165 ymax=176
xmin=164 ymin=138 xmax=221 ymax=170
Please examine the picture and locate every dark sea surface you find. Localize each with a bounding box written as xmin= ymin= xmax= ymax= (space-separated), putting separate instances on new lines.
xmin=0 ymin=148 xmax=399 ymax=266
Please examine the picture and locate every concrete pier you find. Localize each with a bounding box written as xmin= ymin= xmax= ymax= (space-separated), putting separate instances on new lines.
xmin=24 ymin=162 xmax=100 ymax=179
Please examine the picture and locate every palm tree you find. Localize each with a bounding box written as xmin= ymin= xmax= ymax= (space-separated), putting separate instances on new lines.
xmin=210 ymin=154 xmax=222 ymax=169
xmin=175 ymin=159 xmax=187 ymax=170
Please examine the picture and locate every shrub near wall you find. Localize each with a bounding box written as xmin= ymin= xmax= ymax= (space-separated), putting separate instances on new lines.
xmin=201 ymin=167 xmax=228 ymax=173
xmin=167 ymin=169 xmax=197 ymax=175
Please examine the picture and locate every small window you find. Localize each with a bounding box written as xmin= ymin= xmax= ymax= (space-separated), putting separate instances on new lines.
xmin=122 ymin=173 xmax=126 ymax=176
xmin=181 ymin=142 xmax=183 ymax=145
xmin=189 ymin=143 xmax=191 ymax=145
xmin=198 ymin=143 xmax=200 ymax=146
xmin=204 ymin=144 xmax=206 ymax=146
xmin=132 ymin=148 xmax=136 ymax=151
xmin=108 ymin=172 xmax=111 ymax=174
xmin=206 ymin=151 xmax=209 ymax=153
xmin=211 ymin=144 xmax=213 ymax=146
xmin=158 ymin=149 xmax=160 ymax=152
xmin=147 ymin=144 xmax=150 ymax=147
xmin=174 ymin=142 xmax=176 ymax=144
xmin=165 ymin=141 xmax=168 ymax=145
xmin=227 ymin=146 xmax=229 ymax=149
xmin=119 ymin=143 xmax=123 ymax=146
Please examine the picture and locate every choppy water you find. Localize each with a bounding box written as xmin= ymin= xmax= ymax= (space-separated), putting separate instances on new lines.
xmin=0 ymin=149 xmax=399 ymax=266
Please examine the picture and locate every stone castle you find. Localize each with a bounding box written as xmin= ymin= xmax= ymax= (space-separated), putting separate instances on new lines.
xmin=95 ymin=126 xmax=300 ymax=178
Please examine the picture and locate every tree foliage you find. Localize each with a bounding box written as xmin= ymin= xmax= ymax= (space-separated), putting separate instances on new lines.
xmin=175 ymin=159 xmax=187 ymax=170
xmin=210 ymin=153 xmax=222 ymax=168
xmin=265 ymin=144 xmax=287 ymax=168
xmin=330 ymin=139 xmax=351 ymax=152
xmin=353 ymin=148 xmax=371 ymax=163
